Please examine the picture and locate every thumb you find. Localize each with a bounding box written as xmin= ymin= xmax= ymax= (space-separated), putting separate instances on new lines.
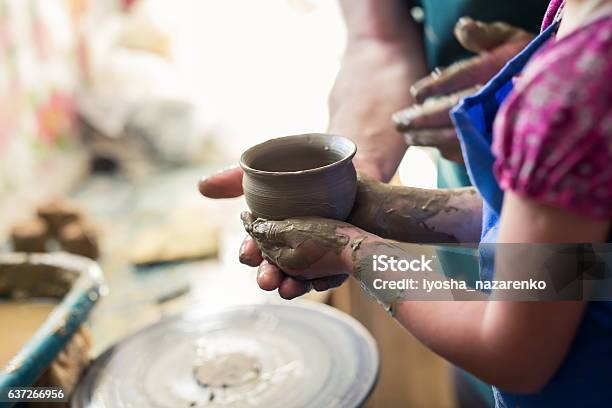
xmin=198 ymin=165 xmax=244 ymax=198
xmin=454 ymin=17 xmax=531 ymax=54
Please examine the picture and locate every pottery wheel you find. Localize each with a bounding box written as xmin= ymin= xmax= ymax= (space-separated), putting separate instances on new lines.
xmin=72 ymin=302 xmax=378 ymax=407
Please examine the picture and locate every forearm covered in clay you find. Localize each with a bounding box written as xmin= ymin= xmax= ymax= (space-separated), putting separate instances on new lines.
xmin=348 ymin=176 xmax=483 ymax=243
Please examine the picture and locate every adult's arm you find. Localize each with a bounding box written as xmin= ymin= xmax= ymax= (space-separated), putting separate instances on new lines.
xmin=330 ymin=0 xmax=427 ymax=181
xmin=199 ymin=0 xmax=428 ymax=199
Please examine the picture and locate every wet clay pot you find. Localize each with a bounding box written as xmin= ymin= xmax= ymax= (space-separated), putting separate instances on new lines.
xmin=240 ymin=133 xmax=357 ymax=221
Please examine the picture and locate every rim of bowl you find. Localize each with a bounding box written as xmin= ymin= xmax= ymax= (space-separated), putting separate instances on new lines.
xmin=239 ymin=133 xmax=357 ymax=176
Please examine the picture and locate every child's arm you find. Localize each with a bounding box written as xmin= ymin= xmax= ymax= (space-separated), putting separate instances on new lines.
xmin=244 ymin=192 xmax=609 ymax=392
xmin=348 ymin=174 xmax=482 ymax=243
xmin=370 ymin=192 xmax=608 ymax=392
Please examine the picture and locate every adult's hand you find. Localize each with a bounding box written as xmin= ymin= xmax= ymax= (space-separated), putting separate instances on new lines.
xmin=198 ymin=42 xmax=425 ymax=197
xmin=393 ymin=17 xmax=535 ymax=163
xmin=329 ymin=39 xmax=427 ymax=181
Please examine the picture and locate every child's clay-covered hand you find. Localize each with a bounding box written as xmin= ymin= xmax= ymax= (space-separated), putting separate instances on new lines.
xmin=392 ymin=17 xmax=534 ymax=162
xmin=237 ymin=173 xmax=481 ymax=298
xmin=238 ymin=172 xmax=479 ymax=288
xmin=240 ymin=212 xmax=372 ymax=299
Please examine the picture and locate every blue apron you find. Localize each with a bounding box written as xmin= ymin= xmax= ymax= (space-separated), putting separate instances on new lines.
xmin=451 ymin=22 xmax=612 ymax=408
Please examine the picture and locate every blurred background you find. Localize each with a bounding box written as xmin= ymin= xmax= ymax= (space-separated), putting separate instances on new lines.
xmin=0 ymin=0 xmax=448 ymax=406
xmin=0 ymin=0 xmax=347 ymax=222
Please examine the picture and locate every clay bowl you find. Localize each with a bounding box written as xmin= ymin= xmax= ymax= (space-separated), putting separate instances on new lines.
xmin=240 ymin=133 xmax=357 ymax=221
